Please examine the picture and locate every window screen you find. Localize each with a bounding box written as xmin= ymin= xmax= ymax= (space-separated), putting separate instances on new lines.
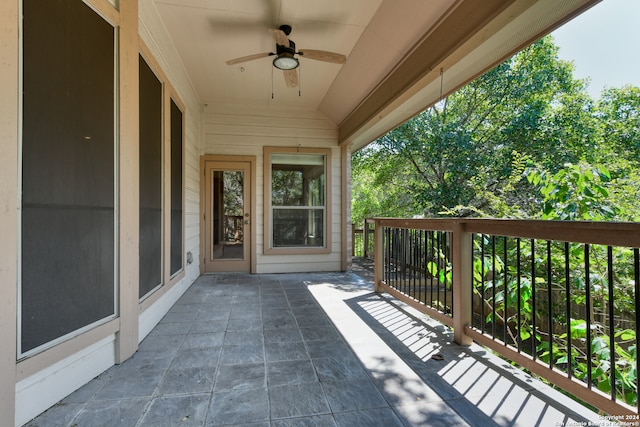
xmin=170 ymin=99 xmax=183 ymax=276
xmin=271 ymin=153 xmax=326 ymax=247
xmin=139 ymin=55 xmax=163 ymax=298
xmin=21 ymin=0 xmax=116 ymax=353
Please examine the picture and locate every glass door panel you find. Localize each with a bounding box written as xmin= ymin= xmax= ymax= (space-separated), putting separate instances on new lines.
xmin=204 ymin=160 xmax=251 ymax=272
xmin=212 ymin=170 xmax=244 ymax=260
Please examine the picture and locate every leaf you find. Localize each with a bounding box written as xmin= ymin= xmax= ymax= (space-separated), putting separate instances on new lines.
xmin=597 ymin=165 xmax=611 ymax=180
xmin=427 ymin=261 xmax=439 ymax=277
xmin=615 ymin=329 xmax=636 ymax=341
xmin=569 ymin=319 xmax=587 ymax=338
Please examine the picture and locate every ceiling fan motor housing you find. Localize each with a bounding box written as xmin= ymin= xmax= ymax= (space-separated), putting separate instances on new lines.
xmin=276 ymin=38 xmax=296 ymax=56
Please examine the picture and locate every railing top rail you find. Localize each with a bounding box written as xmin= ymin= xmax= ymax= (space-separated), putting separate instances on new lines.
xmin=372 ymin=217 xmax=640 ymax=248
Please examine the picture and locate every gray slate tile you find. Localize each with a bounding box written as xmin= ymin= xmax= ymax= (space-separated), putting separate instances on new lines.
xmin=269 ymin=382 xmax=331 ymax=419
xmin=140 ymin=394 xmax=210 ymax=427
xmin=267 ymin=359 xmax=318 ymax=386
xmin=71 ymin=398 xmax=147 ymax=427
xmin=214 ymin=362 xmax=266 ymax=391
xmin=206 ymin=387 xmax=270 ymax=426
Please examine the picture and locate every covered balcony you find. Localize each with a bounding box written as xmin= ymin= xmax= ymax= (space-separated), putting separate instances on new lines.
xmin=5 ymin=0 xmax=631 ymax=425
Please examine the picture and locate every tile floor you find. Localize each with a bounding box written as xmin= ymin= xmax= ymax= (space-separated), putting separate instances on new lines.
xmin=25 ymin=271 xmax=600 ymax=426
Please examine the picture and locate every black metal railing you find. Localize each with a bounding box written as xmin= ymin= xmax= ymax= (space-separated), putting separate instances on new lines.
xmin=372 ymin=218 xmax=640 ymax=417
xmin=383 ymin=227 xmax=453 ymax=320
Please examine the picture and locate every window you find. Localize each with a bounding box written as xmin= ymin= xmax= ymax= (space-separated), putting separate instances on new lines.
xmin=265 ymin=147 xmax=331 ymax=254
xmin=138 ymin=46 xmax=186 ymax=299
xmin=21 ymin=0 xmax=116 ymax=355
xmin=169 ymin=99 xmax=183 ymax=276
xmin=139 ymin=54 xmax=163 ymax=299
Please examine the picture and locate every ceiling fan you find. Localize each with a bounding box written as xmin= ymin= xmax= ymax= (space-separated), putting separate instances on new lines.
xmin=225 ymin=25 xmax=346 ymax=88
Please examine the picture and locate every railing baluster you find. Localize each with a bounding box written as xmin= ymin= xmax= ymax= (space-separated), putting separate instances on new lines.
xmin=531 ymin=239 xmax=537 ymax=360
xmin=472 ymin=234 xmax=478 ymax=329
xmin=607 ymin=246 xmax=616 ymax=401
xmin=394 ymin=228 xmax=399 ymax=285
xmin=547 ymin=240 xmax=553 ymax=370
xmin=481 ymin=235 xmax=486 ymax=334
xmin=444 ymin=232 xmax=449 ymax=314
xmin=585 ymin=244 xmax=592 ymax=389
xmin=492 ymin=235 xmax=497 ymax=339
xmin=409 ymin=229 xmax=414 ymax=297
xmin=635 ymin=248 xmax=640 ymax=413
xmin=504 ymin=236 xmax=508 ymax=345
xmin=416 ymin=229 xmax=420 ymax=296
xmin=565 ymin=241 xmax=572 ymax=379
xmin=437 ymin=231 xmax=442 ymax=309
xmin=411 ymin=230 xmax=420 ymax=298
xmin=517 ymin=238 xmax=522 ymax=352
xmin=429 ymin=231 xmax=437 ymax=307
xmin=422 ymin=229 xmax=428 ymax=306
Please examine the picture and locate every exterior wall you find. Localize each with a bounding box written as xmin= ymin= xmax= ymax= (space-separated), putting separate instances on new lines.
xmin=0 ymin=1 xmax=204 ymax=426
xmin=203 ymin=104 xmax=343 ymax=273
xmin=137 ymin=0 xmax=203 ymax=334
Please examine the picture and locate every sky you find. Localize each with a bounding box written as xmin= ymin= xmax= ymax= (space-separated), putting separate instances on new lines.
xmin=551 ymin=0 xmax=640 ymax=99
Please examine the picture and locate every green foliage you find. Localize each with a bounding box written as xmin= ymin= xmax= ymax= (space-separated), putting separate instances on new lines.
xmin=524 ymin=162 xmax=618 ymax=221
xmin=472 ymin=234 xmax=639 ymax=406
xmin=351 ymin=36 xmax=640 ymax=223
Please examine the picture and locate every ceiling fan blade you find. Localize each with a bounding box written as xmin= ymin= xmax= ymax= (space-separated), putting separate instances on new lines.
xmin=298 ymin=49 xmax=346 ymax=64
xmin=269 ymin=28 xmax=289 ymax=46
xmin=283 ymin=69 xmax=298 ymax=88
xmin=226 ymin=52 xmax=272 ymax=65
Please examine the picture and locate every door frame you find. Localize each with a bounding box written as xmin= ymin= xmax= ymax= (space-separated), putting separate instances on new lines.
xmin=200 ymin=155 xmax=256 ymax=274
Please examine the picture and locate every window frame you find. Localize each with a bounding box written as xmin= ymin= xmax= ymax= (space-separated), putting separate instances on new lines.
xmin=263 ymin=146 xmax=332 ymax=255
xmin=18 ymin=0 xmax=118 ymax=358
xmin=137 ymin=42 xmax=186 ymax=310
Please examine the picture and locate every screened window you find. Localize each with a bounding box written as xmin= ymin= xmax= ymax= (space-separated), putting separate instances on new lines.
xmin=21 ymin=0 xmax=116 ymax=355
xmin=169 ymin=99 xmax=183 ymax=276
xmin=266 ymin=149 xmax=330 ymax=251
xmin=139 ymin=54 xmax=163 ymax=299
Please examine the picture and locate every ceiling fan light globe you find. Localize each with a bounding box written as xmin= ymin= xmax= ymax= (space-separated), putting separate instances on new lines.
xmin=273 ymin=54 xmax=299 ymax=70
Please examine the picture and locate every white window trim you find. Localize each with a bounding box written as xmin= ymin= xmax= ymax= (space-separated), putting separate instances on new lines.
xmin=264 ymin=146 xmax=331 ymax=255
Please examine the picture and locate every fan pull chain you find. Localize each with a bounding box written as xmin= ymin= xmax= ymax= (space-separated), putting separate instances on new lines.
xmin=298 ymin=65 xmax=302 ymax=97
xmin=271 ymin=65 xmax=275 ymax=99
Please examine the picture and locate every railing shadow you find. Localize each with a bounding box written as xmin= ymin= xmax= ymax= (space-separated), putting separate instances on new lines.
xmin=343 ymin=291 xmax=595 ymax=427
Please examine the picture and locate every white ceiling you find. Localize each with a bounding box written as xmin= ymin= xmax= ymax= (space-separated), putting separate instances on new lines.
xmin=152 ymin=0 xmax=600 ymax=148
xmin=153 ymin=0 xmax=454 ymax=122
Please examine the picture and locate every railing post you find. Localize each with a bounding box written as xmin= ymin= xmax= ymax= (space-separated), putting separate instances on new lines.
xmin=374 ymin=219 xmax=384 ymax=293
xmin=363 ymin=219 xmax=369 ymax=258
xmin=453 ymin=221 xmax=473 ymax=346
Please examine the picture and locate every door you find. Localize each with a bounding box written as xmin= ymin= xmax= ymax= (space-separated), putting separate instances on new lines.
xmin=204 ymin=160 xmax=251 ymax=272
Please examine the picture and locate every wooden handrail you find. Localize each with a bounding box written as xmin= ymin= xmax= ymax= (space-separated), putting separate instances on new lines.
xmin=373 ymin=217 xmax=640 ymax=247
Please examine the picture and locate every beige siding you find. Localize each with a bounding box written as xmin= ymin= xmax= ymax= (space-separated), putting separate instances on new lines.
xmin=140 ymin=0 xmax=202 ymax=286
xmin=204 ymin=104 xmax=343 ymax=273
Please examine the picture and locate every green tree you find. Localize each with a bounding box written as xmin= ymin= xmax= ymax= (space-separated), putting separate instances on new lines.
xmin=351 ymin=147 xmax=412 ymax=226
xmin=597 ymin=85 xmax=640 ymax=161
xmin=594 ymin=85 xmax=640 ymax=222
xmin=353 ymin=36 xmax=592 ymax=218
